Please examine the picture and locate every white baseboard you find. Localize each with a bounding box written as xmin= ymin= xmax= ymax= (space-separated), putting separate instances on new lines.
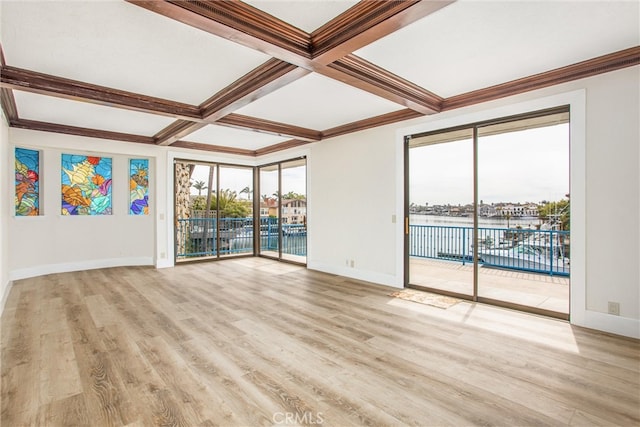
xmin=573 ymin=310 xmax=640 ymax=339
xmin=307 ymin=260 xmax=402 ymax=288
xmin=8 ymin=257 xmax=155 ymax=281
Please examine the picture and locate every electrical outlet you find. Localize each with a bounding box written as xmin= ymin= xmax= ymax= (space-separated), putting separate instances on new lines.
xmin=345 ymin=259 xmax=349 ymax=266
xmin=160 ymin=252 xmax=166 ymax=259
xmin=350 ymin=260 xmax=354 ymax=268
xmin=608 ymin=301 xmax=620 ymax=316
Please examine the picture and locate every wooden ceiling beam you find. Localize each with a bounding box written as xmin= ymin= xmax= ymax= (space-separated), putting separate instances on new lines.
xmin=0 ymin=45 xmax=19 ymax=124
xmin=127 ymin=0 xmax=449 ymax=115
xmin=155 ymin=59 xmax=312 ymax=145
xmin=171 ymin=140 xmax=256 ymax=156
xmin=217 ymin=114 xmax=322 ymax=142
xmin=154 ymin=120 xmax=206 ymax=146
xmin=322 ymin=54 xmax=442 ymax=114
xmin=311 ymin=0 xmax=454 ymax=65
xmin=0 ymin=87 xmax=18 ymax=124
xmin=254 ymin=139 xmax=311 ymax=156
xmin=322 ymin=108 xmax=423 ymax=139
xmin=199 ymin=59 xmax=310 ymax=122
xmin=0 ymin=65 xmax=202 ymax=120
xmin=127 ymin=0 xmax=312 ymax=68
xmin=442 ymin=46 xmax=640 ymax=111
xmin=11 ymin=118 xmax=155 ymax=145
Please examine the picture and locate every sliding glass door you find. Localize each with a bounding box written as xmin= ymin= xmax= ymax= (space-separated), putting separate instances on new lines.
xmin=259 ymin=164 xmax=280 ymax=258
xmin=219 ymin=165 xmax=254 ymax=257
xmin=406 ymin=108 xmax=570 ymax=318
xmin=408 ymin=128 xmax=474 ymax=297
xmin=476 ymin=118 xmax=570 ymax=313
xmin=281 ymin=159 xmax=307 ymax=263
xmin=258 ymin=158 xmax=307 ymax=264
xmin=174 ymin=160 xmax=253 ymax=262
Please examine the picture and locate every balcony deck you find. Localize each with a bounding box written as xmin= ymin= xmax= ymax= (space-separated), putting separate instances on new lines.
xmin=410 ymin=257 xmax=569 ymax=314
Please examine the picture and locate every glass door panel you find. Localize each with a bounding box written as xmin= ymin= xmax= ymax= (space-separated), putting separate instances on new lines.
xmin=476 ymin=117 xmax=570 ymax=315
xmin=219 ymin=165 xmax=254 ymax=257
xmin=281 ymin=159 xmax=307 ymax=263
xmin=259 ymin=165 xmax=280 ymax=258
xmin=175 ymin=162 xmax=217 ymax=260
xmin=408 ymin=128 xmax=474 ymax=297
xmin=175 ymin=161 xmax=257 ymax=262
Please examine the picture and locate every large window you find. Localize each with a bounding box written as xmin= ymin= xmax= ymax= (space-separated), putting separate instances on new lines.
xmin=174 ymin=157 xmax=306 ymax=265
xmin=174 ymin=160 xmax=254 ymax=261
xmin=258 ymin=157 xmax=307 ymax=264
xmin=407 ymin=107 xmax=570 ymax=318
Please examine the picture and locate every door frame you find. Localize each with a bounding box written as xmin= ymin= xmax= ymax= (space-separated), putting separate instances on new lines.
xmin=256 ymin=156 xmax=307 ymax=266
xmin=403 ymin=106 xmax=572 ymax=320
xmin=173 ymin=159 xmax=255 ymax=263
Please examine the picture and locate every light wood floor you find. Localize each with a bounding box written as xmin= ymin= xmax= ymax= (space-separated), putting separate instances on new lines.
xmin=2 ymin=258 xmax=639 ymax=426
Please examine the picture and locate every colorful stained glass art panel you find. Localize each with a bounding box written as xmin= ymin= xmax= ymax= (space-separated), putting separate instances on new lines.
xmin=15 ymin=147 xmax=40 ymax=216
xmin=61 ymin=154 xmax=112 ymax=215
xmin=129 ymin=159 xmax=149 ymax=215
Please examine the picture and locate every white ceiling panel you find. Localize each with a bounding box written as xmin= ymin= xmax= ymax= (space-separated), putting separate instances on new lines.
xmin=183 ymin=124 xmax=290 ymax=151
xmin=1 ymin=0 xmax=637 ymax=154
xmin=1 ymin=1 xmax=270 ymax=105
xmin=14 ymin=91 xmax=175 ymax=136
xmin=244 ymin=0 xmax=358 ymax=33
xmin=356 ymin=1 xmax=640 ymax=98
xmin=234 ymin=73 xmax=404 ymax=130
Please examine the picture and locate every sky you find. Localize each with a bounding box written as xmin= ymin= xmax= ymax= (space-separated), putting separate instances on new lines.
xmin=185 ymin=123 xmax=568 ymax=205
xmin=188 ymin=163 xmax=306 ymax=198
xmin=409 ymin=123 xmax=570 ymax=206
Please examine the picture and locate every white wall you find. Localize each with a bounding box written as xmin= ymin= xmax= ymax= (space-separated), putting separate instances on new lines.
xmin=0 ymin=111 xmax=10 ymax=311
xmin=307 ymin=125 xmax=399 ymax=285
xmin=7 ymin=131 xmax=159 ymax=279
xmin=4 ymin=129 xmax=310 ymax=281
xmin=582 ymin=69 xmax=639 ymax=318
xmin=308 ymin=66 xmax=640 ymax=338
xmin=3 ymin=67 xmax=638 ymax=337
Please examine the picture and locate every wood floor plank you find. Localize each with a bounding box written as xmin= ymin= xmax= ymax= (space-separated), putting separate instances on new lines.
xmin=2 ymin=259 xmax=639 ymax=426
xmin=85 ymin=294 xmax=121 ymax=328
xmin=38 ymin=328 xmax=82 ymax=405
xmin=34 ymin=392 xmax=90 ymax=427
xmin=136 ymin=335 xmax=237 ymax=426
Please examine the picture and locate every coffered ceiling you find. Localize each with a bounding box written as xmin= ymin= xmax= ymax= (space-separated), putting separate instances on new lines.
xmin=1 ymin=0 xmax=638 ymax=156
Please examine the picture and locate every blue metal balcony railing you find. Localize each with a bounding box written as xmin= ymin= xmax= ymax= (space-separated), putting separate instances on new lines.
xmin=178 ymin=220 xmax=568 ymax=276
xmin=409 ymin=224 xmax=570 ymax=276
xmin=176 ymin=217 xmax=307 ymax=258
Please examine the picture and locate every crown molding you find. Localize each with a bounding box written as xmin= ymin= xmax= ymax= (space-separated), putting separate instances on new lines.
xmin=443 ymin=46 xmax=640 ymax=111
xmin=0 ymin=66 xmax=201 ymax=120
xmin=11 ymin=118 xmax=155 ymax=145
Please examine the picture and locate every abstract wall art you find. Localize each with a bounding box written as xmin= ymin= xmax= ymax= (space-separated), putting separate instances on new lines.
xmin=129 ymin=158 xmax=149 ymax=215
xmin=61 ymin=154 xmax=112 ymax=215
xmin=15 ymin=147 xmax=40 ymax=216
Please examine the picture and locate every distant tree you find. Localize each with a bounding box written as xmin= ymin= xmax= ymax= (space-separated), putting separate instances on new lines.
xmin=538 ymin=197 xmax=570 ymax=230
xmin=192 ymin=180 xmax=207 ymax=196
xmin=192 ymin=196 xmax=206 ymax=210
xmin=210 ymin=189 xmax=250 ymax=218
xmin=282 ymin=191 xmax=305 ymax=200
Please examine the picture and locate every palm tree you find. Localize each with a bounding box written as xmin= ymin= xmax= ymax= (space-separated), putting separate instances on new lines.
xmin=240 ymin=186 xmax=252 ymax=200
xmin=192 ymin=180 xmax=207 ymax=196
